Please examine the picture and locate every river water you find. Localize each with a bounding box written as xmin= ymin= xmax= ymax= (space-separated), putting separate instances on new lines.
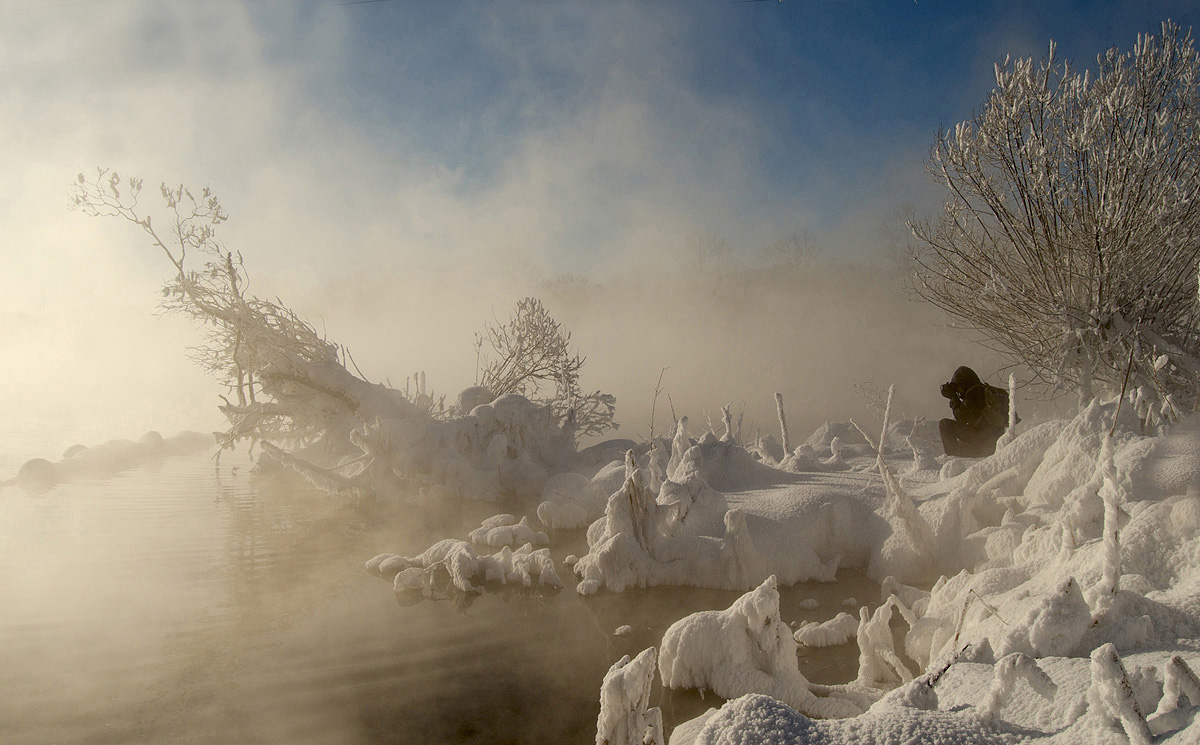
xmin=0 ymin=443 xmax=877 ymax=744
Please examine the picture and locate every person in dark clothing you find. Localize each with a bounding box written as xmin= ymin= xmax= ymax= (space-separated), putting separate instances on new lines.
xmin=939 ymin=366 xmax=1008 ymax=457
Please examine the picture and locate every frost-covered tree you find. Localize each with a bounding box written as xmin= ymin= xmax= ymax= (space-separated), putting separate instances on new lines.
xmin=477 ymin=297 xmax=616 ymax=440
xmin=71 ymin=170 xmax=579 ymax=502
xmin=911 ymin=22 xmax=1200 ymax=419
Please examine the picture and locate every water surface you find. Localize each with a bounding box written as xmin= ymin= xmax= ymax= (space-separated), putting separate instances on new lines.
xmin=0 ymin=450 xmax=875 ymax=744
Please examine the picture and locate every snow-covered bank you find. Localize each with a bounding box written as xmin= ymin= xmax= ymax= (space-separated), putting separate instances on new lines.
xmin=606 ymin=402 xmax=1200 ymax=744
xmin=3 ymin=430 xmax=214 ymax=491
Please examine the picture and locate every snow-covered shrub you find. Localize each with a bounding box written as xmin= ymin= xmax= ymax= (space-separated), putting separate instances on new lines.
xmin=910 ymin=22 xmax=1200 ymax=416
xmin=476 ymin=296 xmax=616 ymax=441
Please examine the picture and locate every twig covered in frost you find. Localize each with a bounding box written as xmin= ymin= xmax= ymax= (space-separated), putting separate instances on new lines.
xmin=666 ymin=416 xmax=689 ymax=482
xmin=1149 ymin=655 xmax=1200 ymax=735
xmin=850 ymin=388 xmax=935 ymax=566
xmin=1096 ymin=434 xmax=1130 ymax=603
xmin=979 ymin=653 xmax=1057 ymax=721
xmin=648 ymin=367 xmax=668 ymax=441
xmin=996 ymin=373 xmax=1019 ymax=450
xmin=774 ymin=392 xmax=791 ymax=454
xmin=1088 ymin=643 xmax=1152 ymax=745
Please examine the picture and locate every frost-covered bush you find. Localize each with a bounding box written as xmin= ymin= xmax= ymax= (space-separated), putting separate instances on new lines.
xmin=476 ymin=297 xmax=616 ymax=441
xmin=911 ymin=22 xmax=1200 ymax=417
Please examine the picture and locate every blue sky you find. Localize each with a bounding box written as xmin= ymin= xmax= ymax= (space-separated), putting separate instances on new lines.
xmin=244 ymin=0 xmax=1200 ymax=264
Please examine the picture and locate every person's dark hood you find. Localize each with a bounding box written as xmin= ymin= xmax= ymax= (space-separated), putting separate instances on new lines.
xmin=951 ymin=366 xmax=982 ymax=390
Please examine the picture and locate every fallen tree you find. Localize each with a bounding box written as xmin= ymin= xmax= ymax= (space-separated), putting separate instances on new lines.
xmin=71 ymin=169 xmax=601 ymax=502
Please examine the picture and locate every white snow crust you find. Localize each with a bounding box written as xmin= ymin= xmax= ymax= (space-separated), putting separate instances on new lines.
xmin=594 ymin=402 xmax=1200 ymax=744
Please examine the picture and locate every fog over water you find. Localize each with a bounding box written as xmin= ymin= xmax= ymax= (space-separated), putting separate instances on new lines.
xmin=5 ymin=3 xmax=1197 ymax=743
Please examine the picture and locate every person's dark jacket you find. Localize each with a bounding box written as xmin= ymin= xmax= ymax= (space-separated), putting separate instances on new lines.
xmin=942 ymin=366 xmax=992 ymax=427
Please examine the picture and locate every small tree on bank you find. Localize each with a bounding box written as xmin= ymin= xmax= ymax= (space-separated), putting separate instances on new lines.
xmin=476 ymin=297 xmax=616 ymax=441
xmin=910 ymin=21 xmax=1200 ymax=422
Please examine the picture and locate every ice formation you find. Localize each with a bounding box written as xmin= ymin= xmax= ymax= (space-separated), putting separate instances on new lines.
xmin=468 ymin=514 xmax=548 ymax=547
xmin=978 ymin=652 xmax=1057 ymax=721
xmin=596 ymin=647 xmax=664 ymax=745
xmin=659 ymin=576 xmax=864 ymax=719
xmin=793 ymin=612 xmax=858 ymax=648
xmin=367 ymin=538 xmax=562 ymax=595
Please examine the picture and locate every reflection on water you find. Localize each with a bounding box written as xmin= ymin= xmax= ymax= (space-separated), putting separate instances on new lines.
xmin=0 ymin=451 xmax=876 ymax=744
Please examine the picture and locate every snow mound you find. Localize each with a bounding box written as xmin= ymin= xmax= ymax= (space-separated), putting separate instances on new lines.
xmin=794 ymin=612 xmax=858 ymax=648
xmin=673 ymin=692 xmax=1028 ymax=745
xmin=659 ymin=576 xmax=863 ymax=719
xmin=573 ymin=450 xmax=836 ymax=593
xmin=468 ymin=514 xmax=548 ymax=547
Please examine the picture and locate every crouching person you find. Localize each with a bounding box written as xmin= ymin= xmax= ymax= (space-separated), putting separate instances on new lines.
xmin=939 ymin=366 xmax=1010 ymax=457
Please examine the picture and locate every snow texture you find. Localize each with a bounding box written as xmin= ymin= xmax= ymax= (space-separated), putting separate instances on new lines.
xmin=666 ymin=402 xmax=1200 ymax=744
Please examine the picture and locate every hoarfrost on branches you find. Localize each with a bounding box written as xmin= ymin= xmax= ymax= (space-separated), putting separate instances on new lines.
xmin=477 ymin=297 xmax=616 ymax=441
xmin=911 ymin=22 xmax=1200 ymax=418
